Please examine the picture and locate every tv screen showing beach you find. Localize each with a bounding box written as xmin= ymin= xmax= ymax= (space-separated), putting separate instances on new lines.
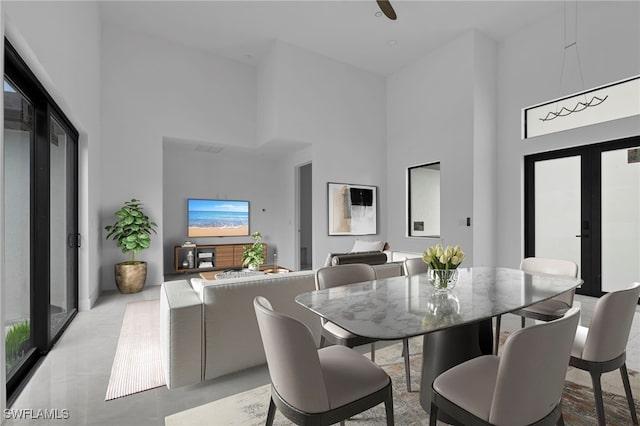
xmin=187 ymin=199 xmax=249 ymax=237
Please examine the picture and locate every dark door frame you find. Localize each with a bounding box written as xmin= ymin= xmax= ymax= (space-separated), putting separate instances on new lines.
xmin=525 ymin=135 xmax=640 ymax=297
xmin=4 ymin=38 xmax=79 ymax=401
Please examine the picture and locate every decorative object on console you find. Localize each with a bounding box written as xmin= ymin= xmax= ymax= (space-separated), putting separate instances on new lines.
xmin=104 ymin=199 xmax=158 ymax=294
xmin=422 ymin=244 xmax=465 ymax=292
xmin=328 ymin=182 xmax=377 ymax=236
xmin=187 ymin=199 xmax=249 ymax=238
xmin=241 ymin=232 xmax=266 ymax=271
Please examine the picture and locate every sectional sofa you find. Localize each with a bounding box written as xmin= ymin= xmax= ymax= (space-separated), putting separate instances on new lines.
xmin=159 ymin=260 xmax=407 ymax=389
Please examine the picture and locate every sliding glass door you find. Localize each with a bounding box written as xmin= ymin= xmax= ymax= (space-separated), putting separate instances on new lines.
xmin=4 ymin=40 xmax=78 ymax=399
xmin=3 ymin=79 xmax=35 ymax=381
xmin=49 ymin=115 xmax=78 ymax=339
xmin=525 ymin=136 xmax=640 ymax=297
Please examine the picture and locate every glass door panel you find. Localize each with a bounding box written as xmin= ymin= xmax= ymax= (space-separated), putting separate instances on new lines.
xmin=4 ymin=40 xmax=79 ymax=398
xmin=601 ymin=147 xmax=640 ymax=292
xmin=49 ymin=117 xmax=76 ymax=339
xmin=534 ymin=156 xmax=582 ymax=276
xmin=3 ymin=79 xmax=34 ymax=377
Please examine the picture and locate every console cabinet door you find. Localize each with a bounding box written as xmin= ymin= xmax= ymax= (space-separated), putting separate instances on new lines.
xmin=233 ymin=245 xmax=246 ymax=266
xmin=216 ymin=246 xmax=234 ymax=268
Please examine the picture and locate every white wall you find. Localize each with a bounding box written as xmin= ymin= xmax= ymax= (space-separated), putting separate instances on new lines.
xmin=101 ymin=24 xmax=257 ymax=289
xmin=3 ymin=1 xmax=102 ymax=311
xmin=472 ymin=33 xmax=498 ymax=267
xmin=387 ymin=32 xmax=476 ymax=262
xmin=496 ymin=1 xmax=640 ymax=268
xmin=386 ymin=31 xmax=498 ymax=266
xmin=162 ymin=142 xmax=293 ymax=272
xmin=257 ymin=41 xmax=388 ymax=267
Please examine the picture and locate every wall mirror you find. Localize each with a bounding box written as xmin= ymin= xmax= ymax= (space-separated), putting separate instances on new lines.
xmin=408 ymin=162 xmax=440 ymax=237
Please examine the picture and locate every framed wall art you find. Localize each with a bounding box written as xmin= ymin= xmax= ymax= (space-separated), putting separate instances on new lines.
xmin=327 ymin=182 xmax=377 ymax=235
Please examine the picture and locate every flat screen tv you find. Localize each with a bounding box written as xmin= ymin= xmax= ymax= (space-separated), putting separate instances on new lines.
xmin=187 ymin=199 xmax=250 ymax=238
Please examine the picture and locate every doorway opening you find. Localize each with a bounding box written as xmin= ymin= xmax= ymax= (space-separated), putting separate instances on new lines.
xmin=525 ymin=135 xmax=640 ymax=298
xmin=3 ymin=39 xmax=79 ymax=401
xmin=297 ymin=162 xmax=312 ymax=270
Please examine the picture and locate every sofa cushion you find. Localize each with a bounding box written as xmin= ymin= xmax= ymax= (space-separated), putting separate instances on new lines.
xmin=197 ymin=271 xmax=319 ymax=381
xmin=351 ymin=239 xmax=386 ymax=253
xmin=330 ymin=251 xmax=388 ymax=266
xmin=160 ymin=280 xmax=203 ymax=389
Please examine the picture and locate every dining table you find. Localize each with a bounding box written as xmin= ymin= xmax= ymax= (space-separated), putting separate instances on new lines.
xmin=295 ymin=266 xmax=583 ymax=423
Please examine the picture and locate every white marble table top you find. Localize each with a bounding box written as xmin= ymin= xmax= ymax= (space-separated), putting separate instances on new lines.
xmin=295 ymin=267 xmax=582 ymax=340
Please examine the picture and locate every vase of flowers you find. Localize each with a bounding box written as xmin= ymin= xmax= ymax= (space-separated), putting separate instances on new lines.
xmin=422 ymin=244 xmax=465 ymax=292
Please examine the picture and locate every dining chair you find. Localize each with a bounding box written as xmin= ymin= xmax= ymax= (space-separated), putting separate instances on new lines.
xmin=254 ymin=296 xmax=395 ymax=426
xmin=430 ymin=307 xmax=580 ymax=426
xmin=403 ymin=257 xmax=428 ymax=276
xmin=400 ymin=257 xmax=429 ymax=392
xmin=315 ymin=264 xmax=379 ymax=360
xmin=494 ymin=257 xmax=578 ymax=354
xmin=569 ymin=282 xmax=640 ymax=426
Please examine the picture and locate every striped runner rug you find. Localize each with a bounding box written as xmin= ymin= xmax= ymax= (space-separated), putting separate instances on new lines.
xmin=105 ymin=299 xmax=165 ymax=400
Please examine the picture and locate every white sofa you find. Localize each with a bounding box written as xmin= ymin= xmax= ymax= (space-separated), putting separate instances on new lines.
xmin=160 ymin=262 xmax=404 ymax=389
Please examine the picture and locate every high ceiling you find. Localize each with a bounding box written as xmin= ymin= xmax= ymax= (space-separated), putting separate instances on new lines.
xmin=99 ymin=0 xmax=562 ymax=76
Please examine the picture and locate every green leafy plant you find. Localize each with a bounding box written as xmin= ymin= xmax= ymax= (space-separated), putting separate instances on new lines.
xmin=5 ymin=321 xmax=30 ymax=372
xmin=104 ymin=199 xmax=158 ymax=264
xmin=242 ymin=232 xmax=266 ymax=269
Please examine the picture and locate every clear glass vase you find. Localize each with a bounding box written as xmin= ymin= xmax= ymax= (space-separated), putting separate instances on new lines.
xmin=428 ymin=268 xmax=459 ymax=292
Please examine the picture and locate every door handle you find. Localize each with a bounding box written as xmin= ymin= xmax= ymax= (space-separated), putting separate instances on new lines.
xmin=67 ymin=233 xmax=81 ymax=248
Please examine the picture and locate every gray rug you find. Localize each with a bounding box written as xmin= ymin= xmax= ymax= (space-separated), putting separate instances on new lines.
xmin=105 ymin=299 xmax=165 ymax=400
xmin=165 ymin=337 xmax=639 ymax=425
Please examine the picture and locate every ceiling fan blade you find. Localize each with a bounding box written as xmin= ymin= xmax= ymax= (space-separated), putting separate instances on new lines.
xmin=376 ymin=0 xmax=397 ymax=20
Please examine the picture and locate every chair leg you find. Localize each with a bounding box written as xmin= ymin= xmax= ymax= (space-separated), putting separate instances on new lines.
xmin=402 ymin=338 xmax=412 ymax=392
xmin=265 ymin=397 xmax=276 ymax=426
xmin=429 ymin=402 xmax=438 ymax=426
xmin=494 ymin=315 xmax=501 ymax=355
xmin=620 ymin=363 xmax=639 ymax=424
xmin=371 ymin=342 xmax=376 ymax=362
xmin=385 ymin=388 xmax=395 ymax=426
xmin=589 ymin=370 xmax=607 ymax=426
xmin=557 ymin=412 xmax=565 ymax=426
xmin=520 ymin=316 xmax=526 ymax=328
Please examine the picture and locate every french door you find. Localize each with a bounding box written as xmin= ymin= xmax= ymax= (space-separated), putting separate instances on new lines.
xmin=3 ymin=40 xmax=78 ymax=399
xmin=525 ymin=136 xmax=640 ymax=297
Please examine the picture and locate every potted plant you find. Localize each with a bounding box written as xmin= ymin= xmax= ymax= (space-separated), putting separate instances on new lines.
xmin=105 ymin=199 xmax=158 ymax=293
xmin=242 ymin=231 xmax=266 ymax=271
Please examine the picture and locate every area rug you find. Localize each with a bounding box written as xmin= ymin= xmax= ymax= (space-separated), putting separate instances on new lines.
xmin=165 ymin=337 xmax=639 ymax=425
xmin=105 ymin=299 xmax=165 ymax=400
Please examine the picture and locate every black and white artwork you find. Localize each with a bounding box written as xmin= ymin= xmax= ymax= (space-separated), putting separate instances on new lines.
xmin=328 ymin=182 xmax=377 ymax=235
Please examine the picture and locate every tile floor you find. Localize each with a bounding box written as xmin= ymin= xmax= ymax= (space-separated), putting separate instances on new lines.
xmin=4 ymin=285 xmax=640 ymax=426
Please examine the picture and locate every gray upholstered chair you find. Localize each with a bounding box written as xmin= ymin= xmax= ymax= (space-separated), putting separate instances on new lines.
xmin=316 ymin=264 xmax=415 ymax=393
xmin=315 ymin=264 xmax=379 ymax=360
xmin=494 ymin=257 xmax=578 ymax=354
xmin=403 ymin=257 xmax=428 ymax=276
xmin=253 ymin=296 xmax=394 ymax=426
xmin=569 ymin=282 xmax=640 ymax=426
xmin=400 ymin=257 xmax=429 ymax=392
xmin=430 ymin=307 xmax=580 ymax=426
